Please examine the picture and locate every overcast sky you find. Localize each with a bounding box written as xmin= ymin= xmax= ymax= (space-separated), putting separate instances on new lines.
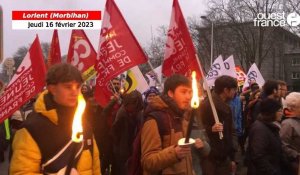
xmin=1 ymin=0 xmax=208 ymax=59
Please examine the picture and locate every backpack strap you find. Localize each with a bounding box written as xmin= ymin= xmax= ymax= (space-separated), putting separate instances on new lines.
xmin=146 ymin=111 xmax=168 ymax=138
xmin=146 ymin=111 xmax=165 ymax=137
xmin=127 ymin=111 xmax=168 ymax=175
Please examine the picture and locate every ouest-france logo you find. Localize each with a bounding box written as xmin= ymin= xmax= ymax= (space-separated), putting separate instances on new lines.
xmin=254 ymin=12 xmax=300 ymax=27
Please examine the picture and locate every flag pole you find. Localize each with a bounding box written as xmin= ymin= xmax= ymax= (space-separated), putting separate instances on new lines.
xmin=195 ymin=54 xmax=223 ymax=139
xmin=147 ymin=61 xmax=162 ymax=87
xmin=109 ymin=80 xmax=118 ymax=94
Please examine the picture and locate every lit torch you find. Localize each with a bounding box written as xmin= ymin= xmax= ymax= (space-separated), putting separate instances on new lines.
xmin=65 ymin=93 xmax=86 ymax=175
xmin=184 ymin=71 xmax=200 ymax=143
xmin=119 ymin=87 xmax=125 ymax=95
xmin=190 ymin=71 xmax=200 ymax=109
xmin=71 ymin=94 xmax=86 ymax=143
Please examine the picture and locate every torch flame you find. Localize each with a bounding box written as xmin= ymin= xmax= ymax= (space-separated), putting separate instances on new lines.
xmin=71 ymin=94 xmax=86 ymax=143
xmin=191 ymin=71 xmax=200 ymax=109
xmin=119 ymin=87 xmax=125 ymax=94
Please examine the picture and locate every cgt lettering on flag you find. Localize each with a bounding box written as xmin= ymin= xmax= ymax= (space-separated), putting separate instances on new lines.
xmin=67 ymin=30 xmax=97 ymax=81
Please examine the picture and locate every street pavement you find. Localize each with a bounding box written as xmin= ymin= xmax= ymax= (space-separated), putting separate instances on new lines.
xmin=0 ymin=146 xmax=247 ymax=175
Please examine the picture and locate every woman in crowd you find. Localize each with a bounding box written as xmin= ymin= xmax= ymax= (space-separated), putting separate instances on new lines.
xmin=280 ymin=92 xmax=300 ymax=175
xmin=247 ymin=98 xmax=287 ymax=175
xmin=143 ymin=86 xmax=160 ymax=107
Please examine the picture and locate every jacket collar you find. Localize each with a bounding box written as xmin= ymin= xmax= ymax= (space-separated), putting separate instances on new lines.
xmin=212 ymin=92 xmax=231 ymax=114
xmin=146 ymin=95 xmax=185 ymax=119
xmin=34 ymin=90 xmax=76 ymax=125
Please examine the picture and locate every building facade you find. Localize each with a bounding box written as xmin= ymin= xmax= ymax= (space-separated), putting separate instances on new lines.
xmin=197 ymin=22 xmax=300 ymax=91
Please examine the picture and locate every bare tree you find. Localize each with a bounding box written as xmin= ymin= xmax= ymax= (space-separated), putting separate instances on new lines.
xmin=187 ymin=16 xmax=211 ymax=72
xmin=145 ymin=26 xmax=167 ymax=68
xmin=286 ymin=0 xmax=300 ymax=14
xmin=143 ymin=22 xmax=204 ymax=72
xmin=282 ymin=0 xmax=300 ymax=35
xmin=197 ymin=0 xmax=288 ymax=70
xmin=12 ymin=42 xmax=50 ymax=69
xmin=140 ymin=26 xmax=167 ymax=74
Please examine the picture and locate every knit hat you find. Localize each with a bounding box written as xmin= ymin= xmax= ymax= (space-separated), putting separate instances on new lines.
xmin=260 ymin=98 xmax=282 ymax=116
xmin=143 ymin=86 xmax=160 ymax=99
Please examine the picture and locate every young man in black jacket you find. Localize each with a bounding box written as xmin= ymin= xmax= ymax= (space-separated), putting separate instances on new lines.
xmin=199 ymin=75 xmax=238 ymax=175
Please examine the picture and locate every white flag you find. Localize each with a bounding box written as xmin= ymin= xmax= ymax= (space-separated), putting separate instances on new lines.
xmin=206 ymin=55 xmax=224 ymax=87
xmin=146 ymin=74 xmax=156 ymax=87
xmin=243 ymin=63 xmax=265 ymax=90
xmin=154 ymin=65 xmax=162 ymax=83
xmin=125 ymin=66 xmax=149 ymax=94
xmin=222 ymin=55 xmax=237 ymax=78
xmin=145 ymin=65 xmax=162 ymax=87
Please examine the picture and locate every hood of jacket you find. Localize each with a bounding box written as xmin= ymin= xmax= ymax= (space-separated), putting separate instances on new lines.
xmin=145 ymin=94 xmax=185 ymax=119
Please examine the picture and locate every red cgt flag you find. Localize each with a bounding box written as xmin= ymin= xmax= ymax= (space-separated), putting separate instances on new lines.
xmin=47 ymin=29 xmax=61 ymax=68
xmin=162 ymin=0 xmax=201 ymax=79
xmin=0 ymin=36 xmax=46 ymax=123
xmin=67 ymin=29 xmax=97 ymax=80
xmin=94 ymin=0 xmax=148 ymax=107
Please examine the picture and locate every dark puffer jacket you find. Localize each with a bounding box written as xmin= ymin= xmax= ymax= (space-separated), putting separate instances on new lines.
xmin=10 ymin=90 xmax=100 ymax=175
xmin=247 ymin=119 xmax=285 ymax=175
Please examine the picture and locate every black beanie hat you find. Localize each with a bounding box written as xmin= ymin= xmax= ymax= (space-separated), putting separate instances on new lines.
xmin=260 ymin=98 xmax=282 ymax=116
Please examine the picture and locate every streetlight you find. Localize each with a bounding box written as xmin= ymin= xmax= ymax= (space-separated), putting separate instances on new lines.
xmin=201 ymin=16 xmax=214 ymax=66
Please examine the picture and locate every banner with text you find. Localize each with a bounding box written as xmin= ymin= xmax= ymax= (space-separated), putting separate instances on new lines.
xmin=222 ymin=55 xmax=237 ymax=79
xmin=162 ymin=0 xmax=201 ymax=79
xmin=94 ymin=0 xmax=148 ymax=107
xmin=243 ymin=63 xmax=265 ymax=90
xmin=206 ymin=55 xmax=224 ymax=87
xmin=67 ymin=29 xmax=97 ymax=80
xmin=0 ymin=36 xmax=46 ymax=123
xmin=12 ymin=11 xmax=101 ymax=30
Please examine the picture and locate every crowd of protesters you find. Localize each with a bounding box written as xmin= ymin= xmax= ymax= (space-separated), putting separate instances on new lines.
xmin=1 ymin=63 xmax=300 ymax=175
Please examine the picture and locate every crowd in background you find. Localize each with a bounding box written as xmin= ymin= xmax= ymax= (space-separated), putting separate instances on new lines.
xmin=0 ymin=64 xmax=300 ymax=175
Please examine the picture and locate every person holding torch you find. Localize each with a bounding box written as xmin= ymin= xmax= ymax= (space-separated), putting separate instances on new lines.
xmin=141 ymin=74 xmax=209 ymax=175
xmin=10 ymin=63 xmax=100 ymax=175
